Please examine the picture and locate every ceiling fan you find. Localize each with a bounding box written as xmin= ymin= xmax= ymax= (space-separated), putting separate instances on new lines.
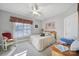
xmin=31 ymin=3 xmax=41 ymax=16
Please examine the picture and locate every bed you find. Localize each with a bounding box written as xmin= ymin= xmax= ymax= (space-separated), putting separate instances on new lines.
xmin=30 ymin=33 xmax=56 ymax=51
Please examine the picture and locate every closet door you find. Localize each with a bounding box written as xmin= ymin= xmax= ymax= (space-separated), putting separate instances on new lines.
xmin=64 ymin=12 xmax=78 ymax=38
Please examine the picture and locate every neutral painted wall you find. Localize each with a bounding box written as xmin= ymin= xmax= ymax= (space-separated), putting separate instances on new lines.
xmin=32 ymin=19 xmax=42 ymax=34
xmin=42 ymin=17 xmax=64 ymax=39
xmin=0 ymin=10 xmax=42 ymax=39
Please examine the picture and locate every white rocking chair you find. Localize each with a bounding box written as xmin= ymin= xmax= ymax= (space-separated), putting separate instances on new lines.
xmin=2 ymin=32 xmax=15 ymax=51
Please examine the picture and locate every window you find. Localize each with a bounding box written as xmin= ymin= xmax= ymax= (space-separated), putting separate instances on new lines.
xmin=13 ymin=23 xmax=32 ymax=38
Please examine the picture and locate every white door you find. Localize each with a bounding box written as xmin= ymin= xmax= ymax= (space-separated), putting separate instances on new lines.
xmin=64 ymin=12 xmax=78 ymax=38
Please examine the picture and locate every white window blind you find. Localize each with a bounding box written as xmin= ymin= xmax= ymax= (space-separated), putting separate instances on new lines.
xmin=13 ymin=23 xmax=32 ymax=38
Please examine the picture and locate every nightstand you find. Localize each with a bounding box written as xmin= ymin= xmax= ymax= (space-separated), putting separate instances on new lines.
xmin=50 ymin=44 xmax=79 ymax=56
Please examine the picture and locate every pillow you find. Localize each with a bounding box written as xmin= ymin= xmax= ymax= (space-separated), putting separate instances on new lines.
xmin=2 ymin=32 xmax=12 ymax=39
xmin=70 ymin=40 xmax=79 ymax=51
xmin=60 ymin=37 xmax=74 ymax=45
xmin=44 ymin=32 xmax=51 ymax=36
xmin=7 ymin=39 xmax=14 ymax=42
xmin=56 ymin=40 xmax=67 ymax=45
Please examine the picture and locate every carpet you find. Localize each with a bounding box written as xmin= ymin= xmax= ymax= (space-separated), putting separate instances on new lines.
xmin=11 ymin=40 xmax=52 ymax=56
xmin=0 ymin=46 xmax=16 ymax=56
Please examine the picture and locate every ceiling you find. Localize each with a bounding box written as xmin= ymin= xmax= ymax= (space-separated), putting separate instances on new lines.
xmin=0 ymin=3 xmax=77 ymax=20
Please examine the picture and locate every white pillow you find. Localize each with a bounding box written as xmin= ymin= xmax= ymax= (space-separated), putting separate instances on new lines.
xmin=70 ymin=40 xmax=79 ymax=51
xmin=44 ymin=32 xmax=50 ymax=36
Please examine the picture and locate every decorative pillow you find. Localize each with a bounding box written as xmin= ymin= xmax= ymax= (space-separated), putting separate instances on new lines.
xmin=7 ymin=39 xmax=14 ymax=42
xmin=2 ymin=32 xmax=12 ymax=39
xmin=60 ymin=37 xmax=75 ymax=45
xmin=2 ymin=32 xmax=13 ymax=42
xmin=44 ymin=32 xmax=51 ymax=36
xmin=57 ymin=40 xmax=67 ymax=45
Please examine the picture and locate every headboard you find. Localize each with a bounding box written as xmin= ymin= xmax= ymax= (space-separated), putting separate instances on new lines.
xmin=45 ymin=31 xmax=57 ymax=40
xmin=50 ymin=31 xmax=57 ymax=40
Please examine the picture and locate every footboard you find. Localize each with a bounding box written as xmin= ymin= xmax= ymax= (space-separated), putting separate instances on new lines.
xmin=31 ymin=35 xmax=55 ymax=51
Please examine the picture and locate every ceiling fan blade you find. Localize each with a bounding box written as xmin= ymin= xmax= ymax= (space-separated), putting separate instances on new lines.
xmin=32 ymin=3 xmax=38 ymax=11
xmin=30 ymin=3 xmax=43 ymax=17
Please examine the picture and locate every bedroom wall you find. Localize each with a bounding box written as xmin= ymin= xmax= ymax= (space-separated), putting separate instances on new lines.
xmin=32 ymin=19 xmax=42 ymax=34
xmin=42 ymin=17 xmax=64 ymax=39
xmin=0 ymin=10 xmax=42 ymax=40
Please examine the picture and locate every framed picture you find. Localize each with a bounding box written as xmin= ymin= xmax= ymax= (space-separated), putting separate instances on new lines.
xmin=45 ymin=21 xmax=55 ymax=30
xmin=35 ymin=25 xmax=38 ymax=28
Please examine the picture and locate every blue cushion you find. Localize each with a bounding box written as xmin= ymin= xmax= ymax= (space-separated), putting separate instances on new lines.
xmin=60 ymin=37 xmax=74 ymax=45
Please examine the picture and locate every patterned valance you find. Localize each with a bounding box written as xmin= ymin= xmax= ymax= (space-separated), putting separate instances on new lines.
xmin=10 ymin=16 xmax=33 ymax=24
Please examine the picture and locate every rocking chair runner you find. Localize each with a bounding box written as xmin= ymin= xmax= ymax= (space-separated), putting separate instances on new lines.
xmin=2 ymin=32 xmax=15 ymax=50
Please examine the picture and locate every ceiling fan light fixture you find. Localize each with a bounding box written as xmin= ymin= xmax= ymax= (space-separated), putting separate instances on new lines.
xmin=31 ymin=3 xmax=41 ymax=16
xmin=32 ymin=11 xmax=40 ymax=16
